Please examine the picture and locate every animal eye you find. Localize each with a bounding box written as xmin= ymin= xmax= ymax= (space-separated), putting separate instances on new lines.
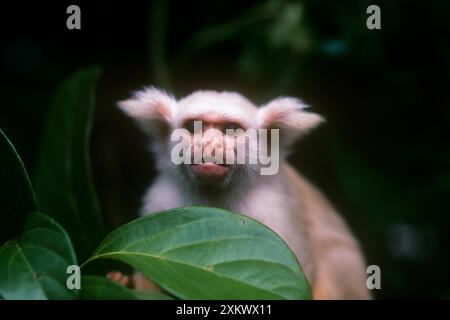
xmin=183 ymin=120 xmax=197 ymax=133
xmin=222 ymin=122 xmax=243 ymax=133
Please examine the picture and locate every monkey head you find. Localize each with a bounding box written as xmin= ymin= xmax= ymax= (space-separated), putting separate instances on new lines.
xmin=118 ymin=87 xmax=323 ymax=190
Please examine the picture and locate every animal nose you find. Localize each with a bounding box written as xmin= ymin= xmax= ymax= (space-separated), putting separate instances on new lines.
xmin=201 ymin=128 xmax=225 ymax=161
xmin=202 ymin=128 xmax=223 ymax=148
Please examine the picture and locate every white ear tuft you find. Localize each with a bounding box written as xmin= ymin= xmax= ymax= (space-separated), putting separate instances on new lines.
xmin=258 ymin=97 xmax=325 ymax=144
xmin=118 ymin=87 xmax=177 ymax=137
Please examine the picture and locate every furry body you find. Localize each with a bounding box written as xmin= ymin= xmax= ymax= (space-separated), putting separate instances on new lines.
xmin=119 ymin=88 xmax=371 ymax=299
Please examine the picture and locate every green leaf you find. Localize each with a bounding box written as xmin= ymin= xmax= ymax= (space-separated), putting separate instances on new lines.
xmin=83 ymin=207 xmax=311 ymax=300
xmin=33 ymin=67 xmax=106 ymax=261
xmin=80 ymin=276 xmax=172 ymax=300
xmin=0 ymin=213 xmax=78 ymax=300
xmin=0 ymin=129 xmax=38 ymax=244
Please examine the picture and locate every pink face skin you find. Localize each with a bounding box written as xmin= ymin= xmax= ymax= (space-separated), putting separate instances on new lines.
xmin=182 ymin=118 xmax=243 ymax=185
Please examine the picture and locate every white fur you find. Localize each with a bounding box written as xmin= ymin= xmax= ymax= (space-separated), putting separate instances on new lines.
xmin=119 ymin=88 xmax=370 ymax=299
xmin=175 ymin=91 xmax=258 ymax=128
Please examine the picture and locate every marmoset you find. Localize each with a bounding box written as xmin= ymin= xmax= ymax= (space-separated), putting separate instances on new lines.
xmin=116 ymin=87 xmax=370 ymax=299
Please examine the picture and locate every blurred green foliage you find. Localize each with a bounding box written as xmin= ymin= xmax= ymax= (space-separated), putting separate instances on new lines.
xmin=0 ymin=0 xmax=449 ymax=298
xmin=33 ymin=67 xmax=106 ymax=261
xmin=0 ymin=70 xmax=311 ymax=300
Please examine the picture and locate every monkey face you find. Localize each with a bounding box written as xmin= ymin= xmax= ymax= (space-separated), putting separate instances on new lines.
xmin=118 ymin=88 xmax=324 ymax=187
xmin=177 ymin=121 xmax=243 ymax=187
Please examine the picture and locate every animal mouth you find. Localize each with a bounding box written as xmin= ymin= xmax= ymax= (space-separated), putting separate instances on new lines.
xmin=190 ymin=163 xmax=230 ymax=181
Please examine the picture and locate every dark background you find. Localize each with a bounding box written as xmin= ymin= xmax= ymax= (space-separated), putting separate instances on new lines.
xmin=1 ymin=0 xmax=449 ymax=298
